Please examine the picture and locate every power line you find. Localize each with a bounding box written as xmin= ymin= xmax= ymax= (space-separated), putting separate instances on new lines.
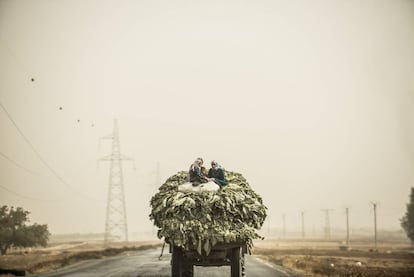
xmin=0 ymin=100 xmax=102 ymax=202
xmin=0 ymin=37 xmax=103 ymax=202
xmin=0 ymin=183 xmax=61 ymax=202
xmin=0 ymin=151 xmax=47 ymax=177
xmin=0 ymin=37 xmax=32 ymax=78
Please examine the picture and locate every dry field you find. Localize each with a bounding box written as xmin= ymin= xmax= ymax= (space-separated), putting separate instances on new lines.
xmin=0 ymin=241 xmax=161 ymax=276
xmin=1 ymin=237 xmax=413 ymax=277
xmin=253 ymin=238 xmax=414 ymax=277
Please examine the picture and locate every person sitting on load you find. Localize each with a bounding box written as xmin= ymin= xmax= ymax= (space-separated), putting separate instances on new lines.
xmin=188 ymin=157 xmax=209 ymax=186
xmin=208 ymin=160 xmax=227 ymax=187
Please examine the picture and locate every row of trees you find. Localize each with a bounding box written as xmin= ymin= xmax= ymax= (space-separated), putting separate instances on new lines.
xmin=0 ymin=187 xmax=413 ymax=256
xmin=0 ymin=205 xmax=50 ymax=255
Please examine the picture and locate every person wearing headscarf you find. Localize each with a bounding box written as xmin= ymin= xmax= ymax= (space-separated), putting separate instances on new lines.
xmin=208 ymin=160 xmax=227 ymax=186
xmin=188 ymin=157 xmax=208 ymax=186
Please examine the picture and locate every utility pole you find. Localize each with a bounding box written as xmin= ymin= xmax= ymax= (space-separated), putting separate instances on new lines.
xmin=99 ymin=119 xmax=134 ymax=243
xmin=321 ymin=209 xmax=334 ymax=239
xmin=345 ymin=207 xmax=350 ymax=246
xmin=371 ymin=202 xmax=379 ymax=249
xmin=282 ymin=213 xmax=286 ymax=239
xmin=301 ymin=211 xmax=305 ymax=239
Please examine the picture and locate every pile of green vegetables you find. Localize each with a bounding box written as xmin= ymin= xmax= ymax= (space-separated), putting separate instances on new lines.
xmin=149 ymin=171 xmax=267 ymax=255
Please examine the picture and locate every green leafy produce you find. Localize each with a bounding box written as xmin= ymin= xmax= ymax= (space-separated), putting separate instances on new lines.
xmin=149 ymin=171 xmax=267 ymax=255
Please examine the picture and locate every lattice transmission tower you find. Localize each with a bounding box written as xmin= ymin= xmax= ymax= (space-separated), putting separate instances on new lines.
xmin=99 ymin=119 xmax=134 ymax=243
xmin=321 ymin=209 xmax=334 ymax=239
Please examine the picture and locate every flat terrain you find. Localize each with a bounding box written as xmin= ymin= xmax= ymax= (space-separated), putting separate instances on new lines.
xmin=0 ymin=241 xmax=160 ymax=276
xmin=0 ymin=242 xmax=300 ymax=277
xmin=1 ymin=239 xmax=413 ymax=276
xmin=29 ymin=247 xmax=298 ymax=277
xmin=253 ymin=239 xmax=414 ymax=277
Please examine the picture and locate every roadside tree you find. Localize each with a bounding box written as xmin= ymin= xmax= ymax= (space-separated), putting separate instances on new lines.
xmin=0 ymin=205 xmax=50 ymax=255
xmin=401 ymin=187 xmax=414 ymax=246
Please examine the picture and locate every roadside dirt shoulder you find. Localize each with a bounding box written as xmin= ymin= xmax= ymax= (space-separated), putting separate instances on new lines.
xmin=254 ymin=247 xmax=414 ymax=277
xmin=0 ymin=241 xmax=161 ymax=276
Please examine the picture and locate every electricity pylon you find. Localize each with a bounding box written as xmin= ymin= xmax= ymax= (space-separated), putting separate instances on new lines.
xmin=321 ymin=209 xmax=334 ymax=239
xmin=99 ymin=119 xmax=134 ymax=243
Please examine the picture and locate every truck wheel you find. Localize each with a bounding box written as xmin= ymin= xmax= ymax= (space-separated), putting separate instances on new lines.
xmin=172 ymin=246 xmax=183 ymax=277
xmin=182 ymin=263 xmax=194 ymax=277
xmin=230 ymin=247 xmax=242 ymax=277
xmin=241 ymin=253 xmax=246 ymax=277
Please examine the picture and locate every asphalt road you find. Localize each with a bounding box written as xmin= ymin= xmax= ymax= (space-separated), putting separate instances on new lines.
xmin=31 ymin=247 xmax=299 ymax=277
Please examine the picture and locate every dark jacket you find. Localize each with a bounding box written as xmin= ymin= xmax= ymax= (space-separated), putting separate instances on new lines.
xmin=208 ymin=167 xmax=227 ymax=186
xmin=189 ymin=164 xmax=207 ymax=184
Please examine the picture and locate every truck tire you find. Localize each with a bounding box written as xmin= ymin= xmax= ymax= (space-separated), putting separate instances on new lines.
xmin=230 ymin=247 xmax=242 ymax=277
xmin=241 ymin=252 xmax=246 ymax=277
xmin=182 ymin=263 xmax=194 ymax=277
xmin=172 ymin=246 xmax=183 ymax=277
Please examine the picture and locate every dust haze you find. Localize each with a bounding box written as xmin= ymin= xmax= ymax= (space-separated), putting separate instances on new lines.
xmin=1 ymin=0 xmax=414 ymax=239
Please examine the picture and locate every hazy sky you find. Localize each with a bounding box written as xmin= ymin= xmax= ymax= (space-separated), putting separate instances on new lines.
xmin=1 ymin=0 xmax=414 ymax=237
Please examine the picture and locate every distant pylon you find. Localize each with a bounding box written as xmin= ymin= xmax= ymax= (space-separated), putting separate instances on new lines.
xmin=99 ymin=119 xmax=134 ymax=243
xmin=321 ymin=209 xmax=334 ymax=239
xmin=301 ymin=211 xmax=305 ymax=239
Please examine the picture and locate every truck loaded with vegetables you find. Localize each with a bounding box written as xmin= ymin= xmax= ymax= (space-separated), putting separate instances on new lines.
xmin=149 ymin=170 xmax=267 ymax=277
